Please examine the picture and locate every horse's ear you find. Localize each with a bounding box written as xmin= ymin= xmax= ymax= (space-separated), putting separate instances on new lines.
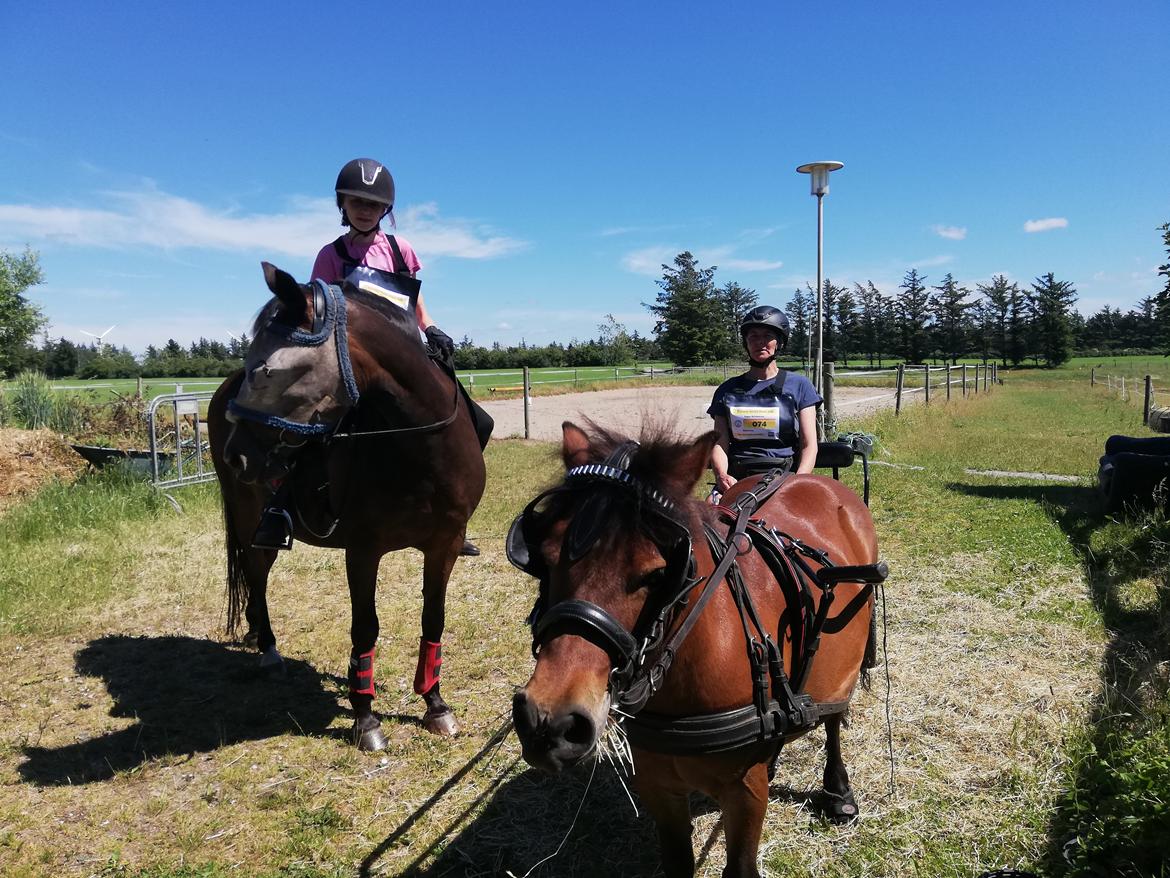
xmin=561 ymin=421 xmax=593 ymax=469
xmin=261 ymin=261 xmax=308 ymax=324
xmin=662 ymin=430 xmax=718 ymax=496
xmin=261 ymin=262 xmax=304 ymax=307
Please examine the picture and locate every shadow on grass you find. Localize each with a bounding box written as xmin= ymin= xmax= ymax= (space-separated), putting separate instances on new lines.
xmin=946 ymin=480 xmax=1170 ymax=875
xmin=360 ymin=720 xmax=826 ymax=877
xmin=17 ymin=634 xmax=349 ymax=785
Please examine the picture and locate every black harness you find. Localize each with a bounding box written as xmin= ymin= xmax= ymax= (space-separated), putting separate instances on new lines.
xmin=507 ymin=447 xmax=888 ymax=755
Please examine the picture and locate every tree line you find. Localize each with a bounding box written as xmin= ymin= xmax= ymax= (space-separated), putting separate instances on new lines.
xmin=645 ymin=223 xmax=1170 ymax=368
xmin=1 ymin=223 xmax=1168 ymax=378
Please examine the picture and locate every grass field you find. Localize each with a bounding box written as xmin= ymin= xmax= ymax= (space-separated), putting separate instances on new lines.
xmin=0 ymin=363 xmax=1166 ymax=876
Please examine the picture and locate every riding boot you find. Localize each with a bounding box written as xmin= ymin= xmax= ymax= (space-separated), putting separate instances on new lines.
xmin=460 ymin=539 xmax=480 ymax=556
xmin=252 ymin=483 xmax=295 ymax=551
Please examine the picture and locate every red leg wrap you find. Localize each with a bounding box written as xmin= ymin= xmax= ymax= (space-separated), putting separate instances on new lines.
xmin=348 ymin=647 xmax=376 ymax=697
xmin=414 ymin=639 xmax=443 ymax=695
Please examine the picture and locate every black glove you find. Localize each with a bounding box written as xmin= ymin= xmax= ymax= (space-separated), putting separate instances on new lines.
xmin=425 ymin=324 xmax=455 ymax=361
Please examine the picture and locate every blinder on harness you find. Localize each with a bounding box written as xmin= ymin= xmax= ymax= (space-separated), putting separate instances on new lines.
xmin=506 ymin=442 xmax=698 ymax=712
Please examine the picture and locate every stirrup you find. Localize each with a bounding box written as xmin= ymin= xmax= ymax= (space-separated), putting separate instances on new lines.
xmin=252 ymin=506 xmax=294 ymax=551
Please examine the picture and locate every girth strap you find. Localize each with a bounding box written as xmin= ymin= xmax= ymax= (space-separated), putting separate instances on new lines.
xmin=624 ymin=698 xmax=853 ymax=755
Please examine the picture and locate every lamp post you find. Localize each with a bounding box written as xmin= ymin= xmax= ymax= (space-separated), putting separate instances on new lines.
xmin=795 ymin=161 xmax=843 ymax=407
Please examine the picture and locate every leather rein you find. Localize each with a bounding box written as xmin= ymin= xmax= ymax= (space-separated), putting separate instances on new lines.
xmin=508 ymin=451 xmax=888 ymax=755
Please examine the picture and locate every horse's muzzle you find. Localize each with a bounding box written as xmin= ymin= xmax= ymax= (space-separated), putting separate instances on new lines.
xmin=223 ymin=421 xmax=271 ymax=485
xmin=512 ymin=689 xmax=600 ymax=773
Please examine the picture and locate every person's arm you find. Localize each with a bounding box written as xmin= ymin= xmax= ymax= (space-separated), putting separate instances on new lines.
xmin=711 ymin=416 xmax=737 ymax=493
xmin=415 ymin=290 xmax=434 ymax=331
xmin=795 ymin=406 xmax=818 ymax=474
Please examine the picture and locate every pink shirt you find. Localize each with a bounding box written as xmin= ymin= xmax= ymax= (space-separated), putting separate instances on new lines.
xmin=310 ymin=230 xmax=423 ymax=283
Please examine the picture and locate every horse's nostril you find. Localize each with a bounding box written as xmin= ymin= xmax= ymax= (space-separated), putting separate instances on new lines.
xmin=512 ymin=690 xmax=540 ymax=737
xmin=552 ymin=710 xmax=595 ymax=748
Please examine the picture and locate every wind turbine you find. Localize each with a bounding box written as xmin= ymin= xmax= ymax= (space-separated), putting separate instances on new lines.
xmin=80 ymin=325 xmax=116 ymax=353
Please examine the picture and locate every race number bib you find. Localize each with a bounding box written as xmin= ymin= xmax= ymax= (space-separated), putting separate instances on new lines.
xmin=346 ymin=266 xmax=412 ymax=311
xmin=728 ymin=402 xmax=783 ymax=441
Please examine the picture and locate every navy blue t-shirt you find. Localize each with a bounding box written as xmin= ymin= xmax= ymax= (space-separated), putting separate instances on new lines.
xmin=708 ymin=370 xmax=822 ymax=463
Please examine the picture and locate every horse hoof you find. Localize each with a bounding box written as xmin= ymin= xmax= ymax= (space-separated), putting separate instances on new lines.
xmin=259 ymin=646 xmax=285 ymax=676
xmin=822 ymin=791 xmax=859 ymax=825
xmin=353 ymin=724 xmax=388 ymax=752
xmin=423 ymin=710 xmax=460 ymax=737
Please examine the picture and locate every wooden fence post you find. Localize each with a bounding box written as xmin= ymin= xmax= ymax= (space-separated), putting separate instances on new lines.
xmin=823 ymin=362 xmax=835 ymax=437
xmin=946 ymin=364 xmax=952 ymax=401
xmin=1090 ymin=367 xmax=1095 ymax=386
xmin=1144 ymin=374 xmax=1153 ymax=426
xmin=924 ymin=364 xmax=931 ymax=405
xmin=523 ymin=366 xmax=531 ymax=440
xmin=962 ymin=364 xmax=968 ymax=396
xmin=983 ymin=365 xmax=989 ymax=392
xmin=895 ymin=363 xmax=905 ymax=415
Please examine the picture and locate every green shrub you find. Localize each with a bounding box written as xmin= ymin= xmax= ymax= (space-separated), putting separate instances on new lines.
xmin=8 ymin=371 xmax=55 ymax=429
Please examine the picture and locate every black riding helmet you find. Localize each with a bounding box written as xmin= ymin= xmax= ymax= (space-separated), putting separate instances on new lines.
xmin=740 ymin=305 xmax=789 ymax=348
xmin=335 ymin=158 xmax=395 ymax=229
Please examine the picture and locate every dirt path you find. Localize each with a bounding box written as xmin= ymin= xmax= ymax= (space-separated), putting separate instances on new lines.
xmin=479 ymin=384 xmax=903 ymax=440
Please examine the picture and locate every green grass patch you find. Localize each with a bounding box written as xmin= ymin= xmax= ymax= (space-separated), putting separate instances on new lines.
xmin=0 ymin=470 xmax=221 ymax=634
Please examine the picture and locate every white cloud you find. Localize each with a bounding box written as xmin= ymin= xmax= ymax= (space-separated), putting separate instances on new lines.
xmin=1024 ymin=217 xmax=1068 ymax=233
xmin=720 ymin=258 xmax=783 ymax=272
xmin=909 ymin=254 xmax=954 ymax=268
xmin=0 ymin=188 xmax=526 ymax=261
xmin=621 ymin=246 xmax=679 ymax=276
xmin=932 ymin=225 xmax=967 ymax=240
xmin=496 ymin=322 xmax=513 ymax=331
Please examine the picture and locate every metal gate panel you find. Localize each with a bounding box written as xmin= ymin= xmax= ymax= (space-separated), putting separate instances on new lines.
xmin=147 ymin=391 xmax=218 ymax=489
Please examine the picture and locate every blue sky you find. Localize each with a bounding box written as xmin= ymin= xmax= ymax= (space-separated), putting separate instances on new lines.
xmin=1 ymin=1 xmax=1167 ymax=354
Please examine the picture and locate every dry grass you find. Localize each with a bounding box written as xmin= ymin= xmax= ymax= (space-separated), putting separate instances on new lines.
xmin=0 ymin=427 xmax=1105 ymax=877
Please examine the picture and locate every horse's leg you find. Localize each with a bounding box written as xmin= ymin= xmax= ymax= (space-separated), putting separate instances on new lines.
xmin=243 ymin=548 xmax=283 ymax=673
xmin=821 ymin=714 xmax=859 ymax=824
xmin=345 ymin=547 xmax=388 ymax=752
xmin=639 ymin=788 xmax=695 ymax=878
xmin=416 ymin=537 xmax=460 ymax=736
xmin=716 ymin=763 xmax=768 ymax=878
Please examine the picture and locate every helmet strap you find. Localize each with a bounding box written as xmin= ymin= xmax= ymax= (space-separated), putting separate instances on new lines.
xmin=748 ymin=354 xmax=777 ymax=368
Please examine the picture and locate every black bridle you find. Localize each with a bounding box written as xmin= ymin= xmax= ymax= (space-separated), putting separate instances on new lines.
xmin=507 ymin=442 xmax=702 ymax=714
xmin=509 ymin=449 xmax=890 ymax=754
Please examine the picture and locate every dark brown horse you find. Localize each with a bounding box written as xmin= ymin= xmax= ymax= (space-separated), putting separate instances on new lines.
xmin=510 ymin=422 xmax=882 ymax=878
xmin=208 ymin=263 xmax=485 ymax=749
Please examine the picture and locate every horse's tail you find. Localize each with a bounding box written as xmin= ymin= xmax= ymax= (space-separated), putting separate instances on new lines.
xmin=222 ymin=495 xmax=249 ymax=638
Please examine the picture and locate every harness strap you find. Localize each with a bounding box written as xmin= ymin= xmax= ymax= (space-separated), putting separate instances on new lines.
xmin=621 ymin=470 xmax=790 ymax=714
xmin=624 ymin=696 xmax=853 ymax=755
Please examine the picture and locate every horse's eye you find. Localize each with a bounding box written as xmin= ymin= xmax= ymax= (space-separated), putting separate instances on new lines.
xmin=637 ymin=569 xmax=665 ymax=591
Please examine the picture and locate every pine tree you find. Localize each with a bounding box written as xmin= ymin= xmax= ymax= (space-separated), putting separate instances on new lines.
xmin=895 ymin=269 xmax=932 ymax=363
xmin=930 ymin=273 xmax=972 ymax=364
xmin=976 ymin=275 xmax=1016 ymax=366
xmin=1154 ymin=223 xmax=1170 ymax=353
xmin=644 ymin=252 xmax=725 ymax=366
xmin=784 ymin=288 xmax=812 ymax=365
xmin=1030 ymin=272 xmax=1078 ymax=366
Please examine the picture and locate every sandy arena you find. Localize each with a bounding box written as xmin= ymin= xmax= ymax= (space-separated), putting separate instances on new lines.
xmin=479 ymin=384 xmax=902 ymax=440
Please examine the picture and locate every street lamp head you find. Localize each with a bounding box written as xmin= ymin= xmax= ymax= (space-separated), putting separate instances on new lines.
xmin=796 ymin=160 xmax=844 ymax=196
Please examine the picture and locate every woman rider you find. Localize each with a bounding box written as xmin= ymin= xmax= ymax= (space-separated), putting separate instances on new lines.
xmin=708 ymin=305 xmax=821 ymax=496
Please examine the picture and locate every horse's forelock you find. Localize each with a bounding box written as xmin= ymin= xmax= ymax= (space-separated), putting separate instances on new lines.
xmin=577 ymin=418 xmax=699 ymax=510
xmin=251 ymin=293 xmax=307 ymax=337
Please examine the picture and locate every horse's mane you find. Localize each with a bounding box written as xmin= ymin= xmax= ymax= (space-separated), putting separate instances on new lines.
xmin=544 ymin=419 xmax=708 ymax=564
xmin=574 ymin=418 xmax=702 ymax=510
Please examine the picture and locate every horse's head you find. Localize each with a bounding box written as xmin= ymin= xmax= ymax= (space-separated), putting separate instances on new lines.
xmin=222 ymin=263 xmax=359 ymax=484
xmin=510 ymin=421 xmax=716 ymax=772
